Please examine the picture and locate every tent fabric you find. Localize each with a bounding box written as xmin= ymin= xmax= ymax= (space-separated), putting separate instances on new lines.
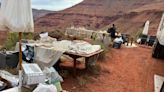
xmin=157 ymin=13 xmax=164 ymax=45
xmin=142 ymin=20 xmax=150 ymax=35
xmin=0 ymin=0 xmax=34 ymax=32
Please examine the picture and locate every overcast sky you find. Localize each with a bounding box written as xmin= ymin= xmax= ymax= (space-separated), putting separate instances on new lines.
xmin=32 ymin=0 xmax=83 ymax=11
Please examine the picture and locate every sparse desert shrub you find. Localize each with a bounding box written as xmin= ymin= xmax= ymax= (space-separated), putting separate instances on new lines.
xmin=59 ymin=70 xmax=70 ymax=78
xmin=77 ymin=77 xmax=87 ymax=87
xmin=48 ymin=30 xmax=65 ymax=40
xmin=77 ymin=74 xmax=91 ymax=87
xmin=90 ymin=40 xmax=109 ymax=61
xmin=2 ymin=32 xmax=33 ymax=50
xmin=131 ymin=28 xmax=143 ymax=41
xmin=88 ymin=64 xmax=101 ymax=75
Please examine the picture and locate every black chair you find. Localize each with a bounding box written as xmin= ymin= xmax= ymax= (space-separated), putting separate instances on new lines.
xmin=140 ymin=34 xmax=148 ymax=44
xmin=148 ymin=36 xmax=156 ymax=46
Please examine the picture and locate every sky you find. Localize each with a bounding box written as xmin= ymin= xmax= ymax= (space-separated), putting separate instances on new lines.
xmin=32 ymin=0 xmax=83 ymax=11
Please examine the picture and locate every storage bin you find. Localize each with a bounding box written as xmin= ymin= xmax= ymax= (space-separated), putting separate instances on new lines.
xmin=0 ymin=51 xmax=19 ymax=68
xmin=22 ymin=64 xmax=46 ymax=85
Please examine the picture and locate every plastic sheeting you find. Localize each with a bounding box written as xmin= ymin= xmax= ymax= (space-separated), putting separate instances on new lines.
xmin=35 ymin=46 xmax=64 ymax=68
xmin=68 ymin=41 xmax=101 ymax=54
xmin=53 ymin=40 xmax=101 ymax=54
xmin=0 ymin=0 xmax=34 ymax=32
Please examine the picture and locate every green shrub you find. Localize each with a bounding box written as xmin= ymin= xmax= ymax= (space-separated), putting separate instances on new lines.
xmin=3 ymin=32 xmax=33 ymax=50
xmin=88 ymin=64 xmax=101 ymax=75
xmin=77 ymin=77 xmax=87 ymax=87
xmin=48 ymin=30 xmax=64 ymax=40
xmin=90 ymin=40 xmax=109 ymax=60
xmin=77 ymin=74 xmax=91 ymax=87
xmin=131 ymin=28 xmax=143 ymax=40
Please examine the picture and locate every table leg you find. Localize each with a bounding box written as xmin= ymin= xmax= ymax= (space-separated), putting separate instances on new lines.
xmin=85 ymin=57 xmax=89 ymax=70
xmin=73 ymin=58 xmax=77 ymax=77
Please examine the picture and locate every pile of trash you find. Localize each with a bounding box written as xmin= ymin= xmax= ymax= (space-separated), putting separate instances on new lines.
xmin=0 ymin=64 xmax=67 ymax=92
xmin=0 ymin=32 xmax=102 ymax=92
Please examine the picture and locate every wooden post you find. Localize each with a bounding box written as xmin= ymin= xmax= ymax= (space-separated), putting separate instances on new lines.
xmin=19 ymin=32 xmax=22 ymax=70
xmin=18 ymin=32 xmax=22 ymax=92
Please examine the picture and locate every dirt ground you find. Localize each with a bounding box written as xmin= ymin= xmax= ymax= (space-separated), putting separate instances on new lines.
xmin=62 ymin=45 xmax=164 ymax=92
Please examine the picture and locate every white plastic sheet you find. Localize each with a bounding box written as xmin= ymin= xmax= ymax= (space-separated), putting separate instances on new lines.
xmin=0 ymin=0 xmax=34 ymax=32
xmin=35 ymin=46 xmax=64 ymax=68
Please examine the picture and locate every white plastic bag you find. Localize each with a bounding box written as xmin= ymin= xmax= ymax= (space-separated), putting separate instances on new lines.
xmin=33 ymin=83 xmax=57 ymax=92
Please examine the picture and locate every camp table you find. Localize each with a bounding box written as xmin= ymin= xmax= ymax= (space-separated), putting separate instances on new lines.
xmin=64 ymin=49 xmax=103 ymax=76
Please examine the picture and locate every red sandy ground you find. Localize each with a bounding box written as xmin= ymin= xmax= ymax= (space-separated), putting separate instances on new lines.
xmin=62 ymin=45 xmax=164 ymax=92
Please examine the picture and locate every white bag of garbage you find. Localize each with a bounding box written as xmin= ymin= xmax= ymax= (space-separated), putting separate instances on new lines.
xmin=114 ymin=37 xmax=123 ymax=43
xmin=1 ymin=87 xmax=18 ymax=92
xmin=137 ymin=38 xmax=141 ymax=43
xmin=33 ymin=83 xmax=57 ymax=92
xmin=0 ymin=70 xmax=19 ymax=87
xmin=43 ymin=67 xmax=63 ymax=83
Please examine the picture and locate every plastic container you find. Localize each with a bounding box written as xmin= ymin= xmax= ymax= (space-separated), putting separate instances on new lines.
xmin=0 ymin=51 xmax=19 ymax=68
xmin=22 ymin=64 xmax=46 ymax=85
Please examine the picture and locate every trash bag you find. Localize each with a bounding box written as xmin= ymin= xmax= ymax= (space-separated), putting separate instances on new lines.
xmin=113 ymin=42 xmax=122 ymax=49
xmin=43 ymin=67 xmax=63 ymax=83
xmin=33 ymin=84 xmax=57 ymax=92
xmin=22 ymin=45 xmax=34 ymax=63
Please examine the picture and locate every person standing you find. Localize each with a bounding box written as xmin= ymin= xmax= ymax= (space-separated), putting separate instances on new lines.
xmin=107 ymin=24 xmax=117 ymax=41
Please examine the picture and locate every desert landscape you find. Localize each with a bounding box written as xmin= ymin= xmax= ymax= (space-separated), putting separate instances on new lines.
xmin=1 ymin=0 xmax=164 ymax=44
xmin=0 ymin=0 xmax=164 ymax=92
xmin=62 ymin=46 xmax=164 ymax=92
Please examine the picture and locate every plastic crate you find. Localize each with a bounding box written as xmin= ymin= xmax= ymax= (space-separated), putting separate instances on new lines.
xmin=22 ymin=64 xmax=46 ymax=85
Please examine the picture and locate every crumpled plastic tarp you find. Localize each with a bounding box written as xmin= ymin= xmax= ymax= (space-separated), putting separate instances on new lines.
xmin=53 ymin=40 xmax=101 ymax=54
xmin=35 ymin=46 xmax=64 ymax=68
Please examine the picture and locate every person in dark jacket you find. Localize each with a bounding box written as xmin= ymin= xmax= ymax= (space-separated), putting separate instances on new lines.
xmin=107 ymin=24 xmax=117 ymax=41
